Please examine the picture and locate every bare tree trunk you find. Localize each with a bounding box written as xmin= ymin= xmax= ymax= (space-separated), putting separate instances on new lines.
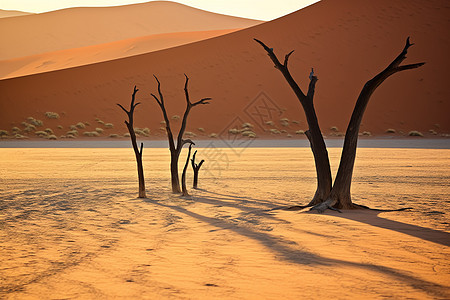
xmin=255 ymin=39 xmax=332 ymax=205
xmin=182 ymin=142 xmax=194 ymax=196
xmin=117 ymin=86 xmax=146 ymax=198
xmin=191 ymin=150 xmax=205 ymax=189
xmin=151 ymin=75 xmax=211 ymax=193
xmin=312 ymin=37 xmax=425 ymax=212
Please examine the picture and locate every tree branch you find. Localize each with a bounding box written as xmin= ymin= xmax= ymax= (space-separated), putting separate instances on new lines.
xmin=192 ymin=97 xmax=212 ymax=106
xmin=284 ymin=50 xmax=295 ymax=68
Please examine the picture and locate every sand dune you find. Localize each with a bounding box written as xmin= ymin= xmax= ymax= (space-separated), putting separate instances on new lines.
xmin=0 ymin=29 xmax=240 ymax=79
xmin=0 ymin=147 xmax=449 ymax=298
xmin=0 ymin=0 xmax=449 ymax=140
xmin=0 ymin=1 xmax=262 ymax=60
xmin=0 ymin=9 xmax=33 ymax=19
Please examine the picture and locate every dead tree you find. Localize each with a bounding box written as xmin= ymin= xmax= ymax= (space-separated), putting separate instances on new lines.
xmin=312 ymin=37 xmax=425 ymax=212
xmin=191 ymin=150 xmax=205 ymax=189
xmin=181 ymin=140 xmax=195 ymax=196
xmin=151 ymin=74 xmax=212 ymax=193
xmin=117 ymin=86 xmax=146 ymax=198
xmin=255 ymin=39 xmax=332 ymax=205
xmin=256 ymin=37 xmax=424 ymax=212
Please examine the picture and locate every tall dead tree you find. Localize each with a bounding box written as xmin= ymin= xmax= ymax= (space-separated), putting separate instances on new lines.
xmin=151 ymin=74 xmax=212 ymax=193
xmin=256 ymin=37 xmax=424 ymax=212
xmin=117 ymin=86 xmax=146 ymax=198
xmin=255 ymin=39 xmax=332 ymax=205
xmin=191 ymin=150 xmax=205 ymax=189
xmin=181 ymin=140 xmax=195 ymax=196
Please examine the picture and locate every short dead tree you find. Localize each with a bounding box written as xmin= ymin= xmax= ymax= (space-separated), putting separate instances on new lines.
xmin=181 ymin=139 xmax=195 ymax=196
xmin=256 ymin=37 xmax=424 ymax=212
xmin=117 ymin=86 xmax=146 ymax=198
xmin=151 ymin=74 xmax=211 ymax=193
xmin=191 ymin=150 xmax=205 ymax=189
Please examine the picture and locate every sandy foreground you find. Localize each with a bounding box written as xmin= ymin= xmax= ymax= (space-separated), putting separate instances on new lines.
xmin=0 ymin=147 xmax=449 ymax=299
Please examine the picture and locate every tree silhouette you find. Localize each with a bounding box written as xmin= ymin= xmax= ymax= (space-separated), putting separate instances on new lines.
xmin=151 ymin=74 xmax=211 ymax=193
xmin=117 ymin=86 xmax=146 ymax=198
xmin=256 ymin=37 xmax=424 ymax=212
xmin=191 ymin=150 xmax=205 ymax=189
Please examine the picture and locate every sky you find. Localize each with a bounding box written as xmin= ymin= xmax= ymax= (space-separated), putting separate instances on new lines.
xmin=0 ymin=0 xmax=320 ymax=21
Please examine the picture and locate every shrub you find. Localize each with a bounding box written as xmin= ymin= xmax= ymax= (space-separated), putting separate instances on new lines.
xmin=185 ymin=131 xmax=196 ymax=137
xmin=76 ymin=122 xmax=86 ymax=129
xmin=45 ymin=112 xmax=60 ymax=119
xmin=35 ymin=131 xmax=49 ymax=137
xmin=292 ymin=120 xmax=300 ymax=124
xmin=242 ymin=122 xmax=253 ymax=129
xmin=66 ymin=130 xmax=78 ymax=136
xmin=429 ymin=129 xmax=437 ymax=135
xmin=228 ymin=128 xmax=239 ymax=134
xmin=48 ymin=135 xmax=57 ymax=140
xmin=44 ymin=128 xmax=54 ymax=134
xmin=362 ymin=131 xmax=371 ymax=136
xmin=83 ymin=131 xmax=100 ymax=137
xmin=95 ymin=127 xmax=104 ymax=134
xmin=57 ymin=125 xmax=63 ymax=130
xmin=12 ymin=127 xmax=21 ymax=133
xmin=265 ymin=121 xmax=275 ymax=126
xmin=408 ymin=131 xmax=423 ymax=137
xmin=96 ymin=118 xmax=105 ymax=125
xmin=0 ymin=130 xmax=8 ymax=136
xmin=109 ymin=134 xmax=119 ymax=138
xmin=197 ymin=127 xmax=205 ymax=132
xmin=270 ymin=129 xmax=281 ymax=134
xmin=15 ymin=134 xmax=28 ymax=139
xmin=295 ymin=130 xmax=305 ymax=135
xmin=123 ymin=133 xmax=131 ymax=137
xmin=386 ymin=128 xmax=396 ymax=133
xmin=209 ymin=133 xmax=218 ymax=138
xmin=280 ymin=118 xmax=289 ymax=127
xmin=104 ymin=123 xmax=113 ymax=129
xmin=171 ymin=115 xmax=180 ymax=121
xmin=330 ymin=126 xmax=338 ymax=132
xmin=242 ymin=130 xmax=256 ymax=137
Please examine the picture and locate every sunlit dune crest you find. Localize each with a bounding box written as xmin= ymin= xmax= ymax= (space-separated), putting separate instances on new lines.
xmin=0 ymin=1 xmax=262 ymax=60
xmin=0 ymin=29 xmax=241 ymax=79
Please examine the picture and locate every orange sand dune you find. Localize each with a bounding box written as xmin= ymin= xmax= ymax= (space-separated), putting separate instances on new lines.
xmin=0 ymin=0 xmax=449 ymax=139
xmin=0 ymin=9 xmax=33 ymax=18
xmin=0 ymin=29 xmax=240 ymax=80
xmin=0 ymin=1 xmax=262 ymax=60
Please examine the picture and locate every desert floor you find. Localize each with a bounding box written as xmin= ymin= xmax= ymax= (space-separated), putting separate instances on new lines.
xmin=0 ymin=146 xmax=449 ymax=299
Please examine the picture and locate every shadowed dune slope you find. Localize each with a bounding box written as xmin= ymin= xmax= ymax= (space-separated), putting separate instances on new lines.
xmin=0 ymin=1 xmax=262 ymax=60
xmin=0 ymin=0 xmax=448 ymax=137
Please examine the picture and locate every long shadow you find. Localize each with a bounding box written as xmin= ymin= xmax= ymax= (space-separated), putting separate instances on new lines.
xmin=143 ymin=197 xmax=449 ymax=298
xmin=330 ymin=210 xmax=450 ymax=247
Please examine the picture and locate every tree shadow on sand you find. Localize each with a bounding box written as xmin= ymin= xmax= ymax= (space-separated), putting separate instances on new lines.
xmin=142 ymin=190 xmax=450 ymax=298
xmin=328 ymin=210 xmax=450 ymax=247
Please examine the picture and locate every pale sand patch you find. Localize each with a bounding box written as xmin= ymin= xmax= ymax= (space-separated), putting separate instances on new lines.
xmin=0 ymin=148 xmax=449 ymax=299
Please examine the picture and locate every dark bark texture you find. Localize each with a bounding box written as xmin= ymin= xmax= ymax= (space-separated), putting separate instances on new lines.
xmin=117 ymin=86 xmax=146 ymax=198
xmin=182 ymin=141 xmax=195 ymax=196
xmin=191 ymin=150 xmax=205 ymax=189
xmin=256 ymin=37 xmax=424 ymax=212
xmin=255 ymin=39 xmax=332 ymax=205
xmin=151 ymin=75 xmax=211 ymax=193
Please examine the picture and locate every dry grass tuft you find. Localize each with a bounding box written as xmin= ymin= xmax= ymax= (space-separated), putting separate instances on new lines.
xmin=295 ymin=130 xmax=305 ymax=135
xmin=83 ymin=131 xmax=100 ymax=137
xmin=104 ymin=123 xmax=114 ymax=129
xmin=45 ymin=112 xmax=59 ymax=119
xmin=386 ymin=128 xmax=396 ymax=133
xmin=408 ymin=131 xmax=423 ymax=137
